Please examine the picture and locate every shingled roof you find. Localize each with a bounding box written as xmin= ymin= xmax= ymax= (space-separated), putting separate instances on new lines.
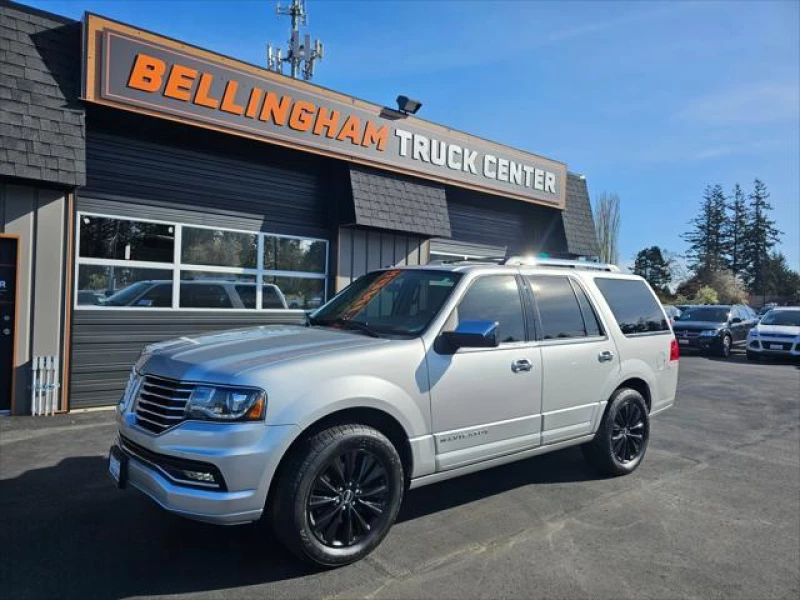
xmin=562 ymin=173 xmax=599 ymax=258
xmin=349 ymin=165 xmax=452 ymax=238
xmin=0 ymin=1 xmax=85 ymax=187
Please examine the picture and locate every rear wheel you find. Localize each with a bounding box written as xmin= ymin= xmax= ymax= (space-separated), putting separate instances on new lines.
xmin=582 ymin=388 xmax=650 ymax=477
xmin=270 ymin=424 xmax=404 ymax=567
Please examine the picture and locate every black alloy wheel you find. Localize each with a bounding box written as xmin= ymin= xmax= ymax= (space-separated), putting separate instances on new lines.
xmin=270 ymin=424 xmax=404 ymax=567
xmin=582 ymin=387 xmax=650 ymax=476
xmin=307 ymin=449 xmax=389 ymax=548
xmin=611 ymin=400 xmax=646 ymax=464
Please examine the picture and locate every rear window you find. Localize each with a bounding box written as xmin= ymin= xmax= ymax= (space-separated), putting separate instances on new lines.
xmin=594 ymin=278 xmax=669 ymax=335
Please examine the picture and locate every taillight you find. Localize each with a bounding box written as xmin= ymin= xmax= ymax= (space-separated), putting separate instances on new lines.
xmin=669 ymin=338 xmax=680 ymax=362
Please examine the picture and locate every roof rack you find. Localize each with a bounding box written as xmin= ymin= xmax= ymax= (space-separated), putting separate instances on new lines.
xmin=503 ymin=256 xmax=620 ymax=272
xmin=426 ymin=256 xmax=506 ymax=266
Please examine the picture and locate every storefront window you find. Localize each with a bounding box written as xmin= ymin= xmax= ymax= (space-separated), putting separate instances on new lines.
xmin=181 ymin=227 xmax=257 ymax=269
xmin=77 ymin=265 xmax=173 ymax=307
xmin=79 ymin=215 xmax=174 ymax=263
xmin=268 ymin=276 xmax=325 ymax=310
xmin=75 ymin=212 xmax=328 ymax=311
xmin=264 ymin=236 xmax=327 ymax=273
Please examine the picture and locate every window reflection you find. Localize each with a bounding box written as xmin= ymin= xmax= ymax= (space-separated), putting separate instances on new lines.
xmin=265 ymin=236 xmax=326 ymax=273
xmin=77 ymin=265 xmax=173 ymax=307
xmin=269 ymin=276 xmax=325 ymax=310
xmin=79 ymin=216 xmax=174 ymax=263
xmin=181 ymin=227 xmax=257 ymax=269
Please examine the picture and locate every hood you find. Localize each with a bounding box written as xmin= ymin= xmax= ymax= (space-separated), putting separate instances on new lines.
xmin=137 ymin=325 xmax=389 ymax=383
xmin=673 ymin=321 xmax=725 ymax=331
xmin=755 ymin=323 xmax=800 ymax=337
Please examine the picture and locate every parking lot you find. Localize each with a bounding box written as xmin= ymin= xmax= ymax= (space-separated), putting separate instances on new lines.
xmin=1 ymin=353 xmax=798 ymax=600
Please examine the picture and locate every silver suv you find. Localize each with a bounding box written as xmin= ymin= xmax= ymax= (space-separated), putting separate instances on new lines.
xmin=109 ymin=258 xmax=679 ymax=566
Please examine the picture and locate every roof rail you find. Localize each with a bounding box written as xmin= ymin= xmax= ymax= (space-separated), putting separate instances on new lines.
xmin=427 ymin=256 xmax=506 ymax=266
xmin=504 ymin=256 xmax=620 ymax=272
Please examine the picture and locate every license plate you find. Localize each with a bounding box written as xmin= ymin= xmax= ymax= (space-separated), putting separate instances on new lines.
xmin=108 ymin=446 xmax=127 ymax=489
xmin=679 ymin=339 xmax=689 ymax=345
xmin=769 ymin=344 xmax=784 ymax=350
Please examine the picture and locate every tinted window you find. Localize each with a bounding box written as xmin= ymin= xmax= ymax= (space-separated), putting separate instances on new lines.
xmin=79 ymin=216 xmax=174 ymax=263
xmin=180 ymin=283 xmax=233 ymax=308
xmin=529 ymin=276 xmax=588 ymax=340
xmin=456 ymin=275 xmax=525 ymax=343
xmin=78 ymin=266 xmax=173 ymax=307
xmin=594 ymin=278 xmax=669 ymax=334
xmin=572 ymin=280 xmax=603 ymax=336
xmin=181 ymin=227 xmax=257 ymax=268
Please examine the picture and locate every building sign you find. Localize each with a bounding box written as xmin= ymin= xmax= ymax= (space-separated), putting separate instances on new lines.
xmin=83 ymin=15 xmax=567 ymax=209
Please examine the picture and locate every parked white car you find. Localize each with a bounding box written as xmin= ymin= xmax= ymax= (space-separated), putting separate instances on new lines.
xmin=746 ymin=307 xmax=800 ymax=361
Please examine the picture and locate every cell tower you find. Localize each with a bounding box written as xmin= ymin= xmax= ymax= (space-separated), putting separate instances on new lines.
xmin=266 ymin=0 xmax=324 ymax=81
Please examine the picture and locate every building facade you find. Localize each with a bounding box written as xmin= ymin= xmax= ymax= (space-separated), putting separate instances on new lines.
xmin=0 ymin=1 xmax=599 ymax=414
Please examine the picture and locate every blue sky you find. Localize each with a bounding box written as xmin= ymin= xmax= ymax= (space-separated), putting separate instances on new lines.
xmin=29 ymin=0 xmax=800 ymax=271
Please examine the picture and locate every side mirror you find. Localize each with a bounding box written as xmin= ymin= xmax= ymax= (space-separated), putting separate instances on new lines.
xmin=731 ymin=317 xmax=742 ymax=324
xmin=441 ymin=320 xmax=499 ymax=349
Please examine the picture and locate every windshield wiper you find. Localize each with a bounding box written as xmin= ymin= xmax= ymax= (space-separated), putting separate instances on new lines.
xmin=324 ymin=318 xmax=381 ymax=337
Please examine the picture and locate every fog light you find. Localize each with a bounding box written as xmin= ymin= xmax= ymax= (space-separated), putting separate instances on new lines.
xmin=182 ymin=470 xmax=216 ymax=483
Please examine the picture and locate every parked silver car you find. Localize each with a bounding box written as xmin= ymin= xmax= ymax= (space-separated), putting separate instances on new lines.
xmin=746 ymin=307 xmax=800 ymax=361
xmin=109 ymin=258 xmax=679 ymax=566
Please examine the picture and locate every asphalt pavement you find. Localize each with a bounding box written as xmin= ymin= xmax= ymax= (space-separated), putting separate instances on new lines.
xmin=1 ymin=353 xmax=798 ymax=599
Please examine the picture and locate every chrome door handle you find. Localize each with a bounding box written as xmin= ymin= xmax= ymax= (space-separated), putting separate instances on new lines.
xmin=511 ymin=359 xmax=532 ymax=373
xmin=598 ymin=350 xmax=615 ymax=363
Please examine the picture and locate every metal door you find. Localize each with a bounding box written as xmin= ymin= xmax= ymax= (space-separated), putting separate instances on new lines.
xmin=0 ymin=235 xmax=19 ymax=412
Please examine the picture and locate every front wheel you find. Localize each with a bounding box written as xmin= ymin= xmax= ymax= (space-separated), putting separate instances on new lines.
xmin=270 ymin=424 xmax=404 ymax=567
xmin=582 ymin=388 xmax=650 ymax=477
xmin=718 ymin=334 xmax=732 ymax=358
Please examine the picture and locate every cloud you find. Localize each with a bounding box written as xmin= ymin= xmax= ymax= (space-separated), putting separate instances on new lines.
xmin=676 ymin=83 xmax=800 ymax=125
xmin=544 ymin=5 xmax=685 ymax=43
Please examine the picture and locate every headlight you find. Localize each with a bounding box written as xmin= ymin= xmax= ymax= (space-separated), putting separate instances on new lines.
xmin=748 ymin=329 xmax=759 ymax=338
xmin=185 ymin=385 xmax=266 ymax=422
xmin=118 ymin=370 xmax=143 ymax=414
xmin=699 ymin=329 xmax=719 ymax=337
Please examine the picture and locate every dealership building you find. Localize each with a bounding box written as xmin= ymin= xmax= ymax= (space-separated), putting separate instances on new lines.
xmin=0 ymin=1 xmax=599 ymax=414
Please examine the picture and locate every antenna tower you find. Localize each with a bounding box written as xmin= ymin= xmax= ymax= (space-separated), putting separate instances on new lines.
xmin=267 ymin=0 xmax=324 ymax=81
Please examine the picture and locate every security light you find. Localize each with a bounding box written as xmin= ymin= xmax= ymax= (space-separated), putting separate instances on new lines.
xmin=396 ymin=95 xmax=422 ymax=115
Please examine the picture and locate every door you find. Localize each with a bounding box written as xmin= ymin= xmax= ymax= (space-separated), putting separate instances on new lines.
xmin=730 ymin=306 xmax=750 ymax=344
xmin=526 ymin=275 xmax=620 ymax=445
xmin=0 ymin=236 xmax=19 ymax=412
xmin=428 ymin=274 xmax=542 ymax=471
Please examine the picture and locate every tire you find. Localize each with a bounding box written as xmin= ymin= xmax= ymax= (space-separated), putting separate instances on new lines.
xmin=582 ymin=388 xmax=650 ymax=477
xmin=746 ymin=351 xmax=760 ymax=361
xmin=270 ymin=424 xmax=404 ymax=567
xmin=717 ymin=334 xmax=732 ymax=358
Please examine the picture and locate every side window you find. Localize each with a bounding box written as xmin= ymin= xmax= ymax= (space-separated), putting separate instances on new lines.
xmin=180 ymin=283 xmax=233 ymax=309
xmin=570 ymin=280 xmax=603 ymax=337
xmin=136 ymin=283 xmax=172 ymax=308
xmin=528 ymin=276 xmax=588 ymax=340
xmin=594 ymin=278 xmax=669 ymax=335
xmin=455 ymin=275 xmax=526 ymax=344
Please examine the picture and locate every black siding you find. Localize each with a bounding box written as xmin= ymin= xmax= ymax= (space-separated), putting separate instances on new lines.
xmin=446 ymin=187 xmax=568 ymax=257
xmin=70 ymin=109 xmax=335 ymax=408
xmin=70 ymin=312 xmax=305 ymax=408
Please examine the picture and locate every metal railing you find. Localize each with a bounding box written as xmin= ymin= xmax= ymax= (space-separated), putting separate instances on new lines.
xmin=31 ymin=355 xmax=60 ymax=416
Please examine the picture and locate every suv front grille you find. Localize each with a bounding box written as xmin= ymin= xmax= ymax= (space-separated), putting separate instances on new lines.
xmin=134 ymin=375 xmax=194 ymax=434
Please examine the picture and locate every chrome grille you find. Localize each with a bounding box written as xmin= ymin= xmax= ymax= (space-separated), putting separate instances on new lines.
xmin=134 ymin=375 xmax=194 ymax=434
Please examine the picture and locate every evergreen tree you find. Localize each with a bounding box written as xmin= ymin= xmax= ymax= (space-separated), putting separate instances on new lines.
xmin=763 ymin=251 xmax=800 ymax=300
xmin=682 ymin=184 xmax=729 ymax=272
xmin=724 ymin=183 xmax=750 ymax=278
xmin=741 ymin=179 xmax=781 ymax=295
xmin=632 ymin=246 xmax=672 ymax=294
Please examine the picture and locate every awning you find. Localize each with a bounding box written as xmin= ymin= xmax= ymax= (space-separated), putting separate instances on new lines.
xmin=562 ymin=173 xmax=600 ymax=258
xmin=349 ymin=166 xmax=452 ymax=238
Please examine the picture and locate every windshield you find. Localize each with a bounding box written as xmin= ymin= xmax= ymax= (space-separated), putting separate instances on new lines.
xmin=676 ymin=307 xmax=730 ymax=323
xmin=310 ymin=269 xmax=461 ymax=336
xmin=102 ymin=281 xmax=153 ymax=306
xmin=761 ymin=310 xmax=800 ymax=327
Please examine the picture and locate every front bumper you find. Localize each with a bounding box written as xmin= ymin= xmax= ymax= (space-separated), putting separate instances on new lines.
xmin=675 ymin=336 xmax=722 ymax=352
xmin=113 ymin=411 xmax=299 ymax=525
xmin=747 ymin=339 xmax=800 ymax=358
